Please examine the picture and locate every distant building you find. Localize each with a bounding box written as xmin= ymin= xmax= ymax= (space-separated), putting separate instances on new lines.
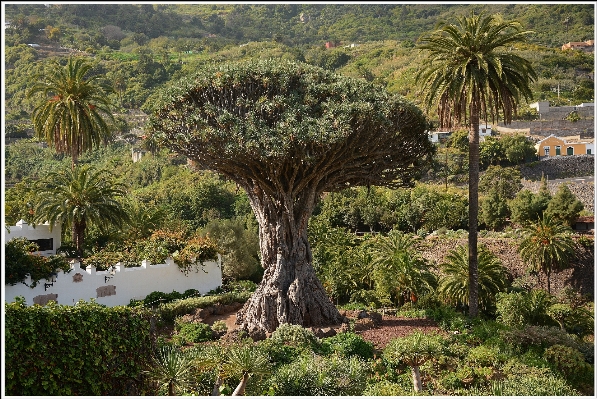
xmin=535 ymin=134 xmax=594 ymax=158
xmin=428 ymin=131 xmax=452 ymax=143
xmin=561 ymin=40 xmax=594 ymax=52
xmin=325 ymin=41 xmax=338 ymax=49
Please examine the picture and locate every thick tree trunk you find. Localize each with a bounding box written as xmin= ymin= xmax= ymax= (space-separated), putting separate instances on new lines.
xmin=411 ymin=364 xmax=423 ymax=392
xmin=236 ymin=188 xmax=343 ymax=336
xmin=468 ymin=99 xmax=480 ymax=317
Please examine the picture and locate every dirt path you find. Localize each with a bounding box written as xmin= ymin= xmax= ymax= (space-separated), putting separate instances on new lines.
xmin=202 ymin=311 xmax=443 ymax=350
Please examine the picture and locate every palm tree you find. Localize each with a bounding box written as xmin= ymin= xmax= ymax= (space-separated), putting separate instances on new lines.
xmin=416 ymin=13 xmax=537 ymax=316
xmin=32 ymin=164 xmax=129 ymax=258
xmin=438 ymin=244 xmax=509 ymax=312
xmin=28 ymin=56 xmax=114 ymax=168
xmin=518 ymin=215 xmax=575 ymax=294
xmin=370 ymin=231 xmax=437 ymax=307
xmin=146 ymin=345 xmax=196 ymax=396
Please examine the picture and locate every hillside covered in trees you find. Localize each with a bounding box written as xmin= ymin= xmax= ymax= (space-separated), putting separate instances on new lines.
xmin=4 ymin=3 xmax=594 ymax=129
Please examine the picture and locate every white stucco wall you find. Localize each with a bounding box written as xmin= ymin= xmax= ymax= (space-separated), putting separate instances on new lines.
xmin=4 ymin=257 xmax=223 ymax=307
xmin=5 ymin=220 xmax=61 ymax=256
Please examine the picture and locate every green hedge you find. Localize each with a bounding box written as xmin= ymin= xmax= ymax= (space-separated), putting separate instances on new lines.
xmin=5 ymin=298 xmax=154 ymax=395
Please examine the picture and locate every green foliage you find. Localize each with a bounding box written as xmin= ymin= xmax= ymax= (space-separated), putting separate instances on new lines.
xmin=370 ymin=230 xmax=437 ymax=307
xmin=479 ymin=165 xmax=522 ymax=200
xmin=493 ymin=363 xmax=580 ymax=396
xmin=383 ymin=331 xmax=444 ymax=367
xmin=320 ymin=332 xmax=375 ymax=360
xmin=4 ymin=237 xmax=71 ymax=288
xmin=518 ymin=215 xmax=575 ymax=293
xmin=4 ymin=299 xmax=153 ymax=395
xmin=32 ymin=164 xmax=129 ymax=257
xmin=200 ymin=217 xmax=261 ymax=281
xmin=543 ymin=344 xmax=592 ymax=381
xmin=270 ymin=323 xmax=319 ymax=349
xmin=509 ymin=188 xmax=551 ymax=227
xmin=173 ymin=322 xmax=213 ymax=345
xmin=446 ymin=128 xmax=469 ymax=151
xmin=263 ymin=353 xmax=370 ymax=396
xmin=27 ymin=55 xmax=115 ymax=166
xmin=480 ymin=189 xmax=509 ymax=230
xmin=496 ymin=289 xmax=555 ymax=328
xmin=172 ymin=235 xmax=220 ymax=275
xmin=544 ymin=183 xmax=584 ymax=227
xmin=500 ymin=134 xmax=537 ymax=164
xmin=157 ymin=291 xmax=252 ymax=323
xmin=145 ymin=345 xmax=197 ymax=396
xmin=500 ymin=325 xmax=593 ymax=363
xmin=438 ymin=244 xmax=509 ymax=312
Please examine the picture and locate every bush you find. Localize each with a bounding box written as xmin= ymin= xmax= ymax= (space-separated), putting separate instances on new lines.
xmin=5 ymin=237 xmax=71 ymax=288
xmin=263 ymin=353 xmax=370 ymax=396
xmin=494 ymin=372 xmax=579 ymax=396
xmin=157 ymin=291 xmax=252 ymax=323
xmin=543 ymin=344 xmax=593 ymax=386
xmin=5 ymin=299 xmax=153 ymax=395
xmin=495 ymin=289 xmax=554 ymax=328
xmin=362 ymin=380 xmax=413 ymax=396
xmin=270 ymin=323 xmax=319 ymax=348
xmin=465 ymin=345 xmax=508 ymax=367
xmin=320 ymin=332 xmax=374 ymax=360
xmin=500 ymin=325 xmax=593 ymax=363
xmin=257 ymin=339 xmax=304 ymax=367
xmin=173 ymin=322 xmax=213 ymax=344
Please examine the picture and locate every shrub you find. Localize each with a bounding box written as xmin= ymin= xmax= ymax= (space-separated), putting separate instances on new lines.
xmin=211 ymin=320 xmax=228 ymax=334
xmin=5 ymin=299 xmax=153 ymax=395
xmin=362 ymin=380 xmax=412 ymax=396
xmin=465 ymin=345 xmax=507 ymax=367
xmin=543 ymin=344 xmax=593 ymax=385
xmin=174 ymin=322 xmax=213 ymax=344
xmin=5 ymin=237 xmax=71 ymax=288
xmin=321 ymin=332 xmax=374 ymax=360
xmin=494 ymin=371 xmax=579 ymax=396
xmin=500 ymin=325 xmax=593 ymax=363
xmin=496 ymin=289 xmax=554 ymax=328
xmin=263 ymin=353 xmax=370 ymax=396
xmin=257 ymin=339 xmax=304 ymax=367
xmin=157 ymin=291 xmax=251 ymax=323
xmin=270 ymin=323 xmax=320 ymax=348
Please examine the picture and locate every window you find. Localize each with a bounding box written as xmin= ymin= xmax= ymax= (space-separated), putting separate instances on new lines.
xmin=28 ymin=238 xmax=53 ymax=251
xmin=555 ymin=146 xmax=561 ymax=155
xmin=587 ymin=149 xmax=592 ymax=155
xmin=544 ymin=146 xmax=550 ymax=156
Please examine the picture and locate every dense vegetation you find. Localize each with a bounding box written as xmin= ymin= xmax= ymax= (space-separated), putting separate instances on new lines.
xmin=3 ymin=3 xmax=594 ymax=396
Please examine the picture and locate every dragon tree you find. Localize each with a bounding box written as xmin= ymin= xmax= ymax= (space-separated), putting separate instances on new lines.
xmin=147 ymin=59 xmax=433 ymax=336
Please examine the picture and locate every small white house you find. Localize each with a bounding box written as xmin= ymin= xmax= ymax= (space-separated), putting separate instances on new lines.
xmin=4 ymin=220 xmax=61 ymax=256
xmin=428 ymin=131 xmax=452 ymax=143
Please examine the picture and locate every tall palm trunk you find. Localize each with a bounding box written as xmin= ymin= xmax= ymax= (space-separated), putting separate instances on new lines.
xmin=467 ymin=94 xmax=480 ymax=318
xmin=73 ymin=219 xmax=86 ymax=259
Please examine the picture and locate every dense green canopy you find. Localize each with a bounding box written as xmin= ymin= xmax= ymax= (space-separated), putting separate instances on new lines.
xmin=148 ymin=59 xmax=433 ymax=194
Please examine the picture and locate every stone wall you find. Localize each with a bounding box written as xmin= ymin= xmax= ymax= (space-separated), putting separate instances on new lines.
xmin=498 ymin=119 xmax=594 ymax=137
xmin=519 ymin=154 xmax=594 ymax=181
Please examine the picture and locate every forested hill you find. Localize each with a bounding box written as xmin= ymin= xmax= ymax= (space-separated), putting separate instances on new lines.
xmin=4 ymin=3 xmax=594 ymax=49
xmin=4 ymin=3 xmax=594 ymax=131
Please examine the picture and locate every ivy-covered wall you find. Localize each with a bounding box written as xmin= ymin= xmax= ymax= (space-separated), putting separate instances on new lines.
xmin=4 ymin=299 xmax=155 ymax=395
